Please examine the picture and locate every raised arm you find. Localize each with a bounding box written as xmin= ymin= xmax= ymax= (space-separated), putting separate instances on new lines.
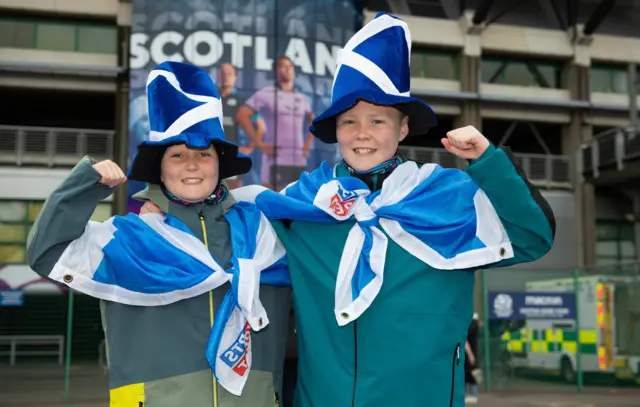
xmin=465 ymin=145 xmax=554 ymax=266
xmin=442 ymin=126 xmax=555 ymax=267
xmin=27 ymin=157 xmax=125 ymax=277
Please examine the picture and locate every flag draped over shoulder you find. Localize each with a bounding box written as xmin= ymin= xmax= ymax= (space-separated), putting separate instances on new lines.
xmin=49 ymin=201 xmax=288 ymax=396
xmin=232 ymin=161 xmax=513 ymax=326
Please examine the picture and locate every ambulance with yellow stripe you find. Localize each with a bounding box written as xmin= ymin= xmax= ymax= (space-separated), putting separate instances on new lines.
xmin=500 ymin=275 xmax=640 ymax=383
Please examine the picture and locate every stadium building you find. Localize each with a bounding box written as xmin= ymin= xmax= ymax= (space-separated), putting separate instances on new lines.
xmin=0 ymin=0 xmax=639 ymax=360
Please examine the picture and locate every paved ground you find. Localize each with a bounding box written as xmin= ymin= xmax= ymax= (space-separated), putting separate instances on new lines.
xmin=0 ymin=364 xmax=108 ymax=406
xmin=476 ymin=389 xmax=640 ymax=407
xmin=1 ymin=364 xmax=639 ymax=407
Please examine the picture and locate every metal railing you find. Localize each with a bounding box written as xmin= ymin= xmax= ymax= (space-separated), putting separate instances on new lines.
xmin=0 ymin=126 xmax=571 ymax=189
xmin=399 ymin=146 xmax=572 ymax=189
xmin=0 ymin=125 xmax=114 ymax=167
xmin=581 ymin=126 xmax=640 ymax=177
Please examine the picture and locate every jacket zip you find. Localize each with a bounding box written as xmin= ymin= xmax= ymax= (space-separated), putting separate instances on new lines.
xmin=351 ymin=320 xmax=358 ymax=407
xmin=449 ymin=343 xmax=461 ymax=407
xmin=200 ymin=214 xmax=218 ymax=407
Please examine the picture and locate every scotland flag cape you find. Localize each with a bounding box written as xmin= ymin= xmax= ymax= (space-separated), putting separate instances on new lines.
xmin=48 ymin=201 xmax=288 ymax=396
xmin=233 ymin=160 xmax=513 ymax=326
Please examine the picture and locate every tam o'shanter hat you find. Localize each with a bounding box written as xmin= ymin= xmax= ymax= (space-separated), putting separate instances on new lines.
xmin=310 ymin=12 xmax=437 ymax=143
xmin=128 ymin=61 xmax=251 ymax=184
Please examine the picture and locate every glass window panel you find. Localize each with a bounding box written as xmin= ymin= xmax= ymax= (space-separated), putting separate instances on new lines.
xmin=28 ymin=202 xmax=44 ymax=222
xmin=91 ymin=203 xmax=112 ymax=222
xmin=590 ymin=68 xmax=611 ymax=92
xmin=0 ymin=224 xmax=26 ymax=243
xmin=591 ymin=67 xmax=628 ymax=93
xmin=77 ymin=26 xmax=117 ymax=54
xmin=36 ymin=23 xmax=76 ymax=51
xmin=410 ymin=53 xmax=425 ymax=77
xmin=0 ymin=202 xmax=27 ymax=222
xmin=595 ymin=241 xmax=618 ymax=257
xmin=425 ymin=54 xmax=456 ymax=80
xmin=619 ymin=224 xmax=635 ymax=241
xmin=0 ymin=20 xmax=35 ymax=48
xmin=596 ymin=223 xmax=619 ymax=241
xmin=611 ymin=70 xmax=629 ymax=94
xmin=620 ymin=241 xmax=636 ymax=257
xmin=595 ymin=257 xmax=619 ymax=266
xmin=0 ymin=245 xmax=25 ymax=263
xmin=533 ymin=64 xmax=557 ymax=88
xmin=481 ymin=60 xmax=504 ymax=83
xmin=503 ymin=62 xmax=532 ymax=86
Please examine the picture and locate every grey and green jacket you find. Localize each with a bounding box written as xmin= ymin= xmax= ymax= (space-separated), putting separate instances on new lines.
xmin=27 ymin=157 xmax=291 ymax=407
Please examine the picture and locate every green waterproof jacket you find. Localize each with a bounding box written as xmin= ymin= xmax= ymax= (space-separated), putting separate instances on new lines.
xmin=27 ymin=157 xmax=291 ymax=407
xmin=271 ymin=146 xmax=555 ymax=407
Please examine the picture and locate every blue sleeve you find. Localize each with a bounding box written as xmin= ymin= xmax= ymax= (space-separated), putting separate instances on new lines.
xmin=466 ymin=145 xmax=555 ymax=267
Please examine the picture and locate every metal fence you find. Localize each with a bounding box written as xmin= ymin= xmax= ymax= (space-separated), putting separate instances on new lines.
xmin=480 ymin=262 xmax=640 ymax=395
xmin=2 ymin=263 xmax=639 ymax=404
xmin=581 ymin=126 xmax=640 ymax=177
xmin=398 ymin=146 xmax=572 ymax=189
xmin=0 ymin=125 xmax=571 ymax=190
xmin=0 ymin=125 xmax=114 ymax=167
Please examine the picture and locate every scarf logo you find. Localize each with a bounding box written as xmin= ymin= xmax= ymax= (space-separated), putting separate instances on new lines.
xmin=220 ymin=322 xmax=251 ymax=376
xmin=330 ymin=186 xmax=358 ymax=217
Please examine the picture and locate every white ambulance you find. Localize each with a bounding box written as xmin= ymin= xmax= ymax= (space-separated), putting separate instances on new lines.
xmin=501 ymin=275 xmax=640 ymax=383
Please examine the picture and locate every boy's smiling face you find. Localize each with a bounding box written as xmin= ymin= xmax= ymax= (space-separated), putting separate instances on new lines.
xmin=336 ymin=101 xmax=409 ymax=172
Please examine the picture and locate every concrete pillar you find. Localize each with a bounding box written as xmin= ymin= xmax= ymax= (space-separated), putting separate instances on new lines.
xmin=454 ymin=12 xmax=482 ymax=133
xmin=455 ymin=54 xmax=482 ymax=132
xmin=633 ymin=191 xmax=640 ymax=260
xmin=457 ymin=14 xmax=485 ymax=318
xmin=113 ymin=1 xmax=132 ymax=216
xmin=630 ymin=63 xmax=638 ymax=133
xmin=565 ymin=60 xmax=597 ymax=267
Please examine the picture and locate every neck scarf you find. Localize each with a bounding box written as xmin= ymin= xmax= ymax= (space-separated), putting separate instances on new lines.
xmin=48 ymin=201 xmax=289 ymax=397
xmin=232 ymin=160 xmax=513 ymax=326
xmin=343 ymin=153 xmax=406 ymax=175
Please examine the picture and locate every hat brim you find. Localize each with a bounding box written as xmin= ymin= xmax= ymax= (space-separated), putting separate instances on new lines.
xmin=128 ymin=139 xmax=252 ymax=185
xmin=310 ymin=91 xmax=437 ymax=144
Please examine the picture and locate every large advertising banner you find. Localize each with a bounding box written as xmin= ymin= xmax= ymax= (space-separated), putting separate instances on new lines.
xmin=127 ymin=0 xmax=364 ymax=212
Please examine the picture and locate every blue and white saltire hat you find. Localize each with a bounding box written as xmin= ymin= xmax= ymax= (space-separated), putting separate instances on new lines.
xmin=310 ymin=12 xmax=437 ymax=143
xmin=128 ymin=61 xmax=251 ymax=184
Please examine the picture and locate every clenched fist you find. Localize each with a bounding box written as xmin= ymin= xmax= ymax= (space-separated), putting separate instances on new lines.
xmin=92 ymin=160 xmax=127 ymax=188
xmin=441 ymin=126 xmax=491 ymax=160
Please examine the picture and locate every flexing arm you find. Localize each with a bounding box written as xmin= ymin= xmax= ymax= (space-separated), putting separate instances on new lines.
xmin=443 ymin=127 xmax=555 ymax=266
xmin=465 ymin=145 xmax=554 ymax=266
xmin=27 ymin=158 xmax=125 ymax=277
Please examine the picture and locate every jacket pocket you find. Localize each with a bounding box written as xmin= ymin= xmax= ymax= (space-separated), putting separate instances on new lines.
xmin=449 ymin=343 xmax=461 ymax=407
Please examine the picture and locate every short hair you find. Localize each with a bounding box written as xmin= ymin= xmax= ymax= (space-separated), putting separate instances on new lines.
xmin=218 ymin=63 xmax=237 ymax=74
xmin=273 ymin=55 xmax=294 ymax=71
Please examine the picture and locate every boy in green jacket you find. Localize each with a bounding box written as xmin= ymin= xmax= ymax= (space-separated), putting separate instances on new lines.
xmin=142 ymin=12 xmax=555 ymax=407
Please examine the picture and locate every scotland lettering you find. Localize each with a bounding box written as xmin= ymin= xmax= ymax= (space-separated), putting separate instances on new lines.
xmin=131 ymin=31 xmax=341 ymax=77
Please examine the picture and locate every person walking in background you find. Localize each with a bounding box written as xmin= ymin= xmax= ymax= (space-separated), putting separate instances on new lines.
xmin=236 ymin=56 xmax=315 ymax=191
xmin=465 ymin=313 xmax=481 ymax=404
xmin=216 ymin=62 xmax=266 ymax=189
